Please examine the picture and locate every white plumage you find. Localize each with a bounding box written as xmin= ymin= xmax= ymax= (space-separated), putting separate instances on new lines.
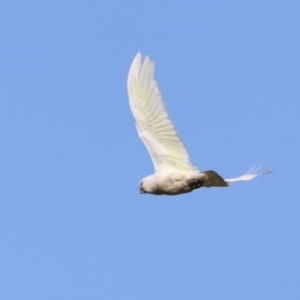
xmin=127 ymin=52 xmax=271 ymax=195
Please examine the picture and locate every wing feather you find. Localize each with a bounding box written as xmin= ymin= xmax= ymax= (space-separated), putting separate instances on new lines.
xmin=225 ymin=165 xmax=272 ymax=183
xmin=127 ymin=53 xmax=197 ymax=172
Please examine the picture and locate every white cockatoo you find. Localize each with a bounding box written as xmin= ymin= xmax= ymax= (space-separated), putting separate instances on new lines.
xmin=127 ymin=53 xmax=271 ymax=195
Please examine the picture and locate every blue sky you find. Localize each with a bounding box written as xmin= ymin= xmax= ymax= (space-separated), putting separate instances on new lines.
xmin=1 ymin=1 xmax=299 ymax=299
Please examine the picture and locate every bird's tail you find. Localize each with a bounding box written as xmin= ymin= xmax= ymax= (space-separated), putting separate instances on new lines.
xmin=202 ymin=170 xmax=228 ymax=187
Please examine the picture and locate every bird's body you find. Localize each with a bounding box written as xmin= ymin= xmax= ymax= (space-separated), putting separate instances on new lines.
xmin=140 ymin=171 xmax=193 ymax=195
xmin=140 ymin=170 xmax=228 ymax=195
xmin=127 ymin=52 xmax=271 ymax=195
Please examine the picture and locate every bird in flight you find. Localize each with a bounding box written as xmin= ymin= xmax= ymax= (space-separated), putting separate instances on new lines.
xmin=127 ymin=53 xmax=271 ymax=195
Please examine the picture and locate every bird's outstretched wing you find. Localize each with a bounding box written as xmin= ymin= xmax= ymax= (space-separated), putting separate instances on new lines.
xmin=127 ymin=53 xmax=197 ymax=172
xmin=225 ymin=165 xmax=272 ymax=183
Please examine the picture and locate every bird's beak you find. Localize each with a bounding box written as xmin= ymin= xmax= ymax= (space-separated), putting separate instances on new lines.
xmin=140 ymin=188 xmax=145 ymax=194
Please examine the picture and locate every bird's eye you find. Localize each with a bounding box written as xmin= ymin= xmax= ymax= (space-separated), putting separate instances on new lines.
xmin=139 ymin=181 xmax=143 ymax=187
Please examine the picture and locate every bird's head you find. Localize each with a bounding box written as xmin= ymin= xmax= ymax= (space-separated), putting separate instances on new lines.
xmin=139 ymin=175 xmax=156 ymax=195
xmin=139 ymin=180 xmax=145 ymax=194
